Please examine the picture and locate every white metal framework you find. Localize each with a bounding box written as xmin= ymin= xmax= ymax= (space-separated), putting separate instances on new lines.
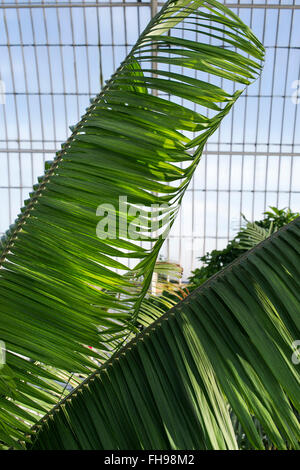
xmin=0 ymin=0 xmax=300 ymax=279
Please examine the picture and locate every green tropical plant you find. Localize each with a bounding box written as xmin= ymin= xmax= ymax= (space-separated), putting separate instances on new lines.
xmin=1 ymin=0 xmax=288 ymax=450
xmin=188 ymin=207 xmax=300 ymax=289
xmin=238 ymin=207 xmax=300 ymax=250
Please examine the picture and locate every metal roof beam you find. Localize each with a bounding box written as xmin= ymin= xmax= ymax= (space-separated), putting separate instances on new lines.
xmin=1 ymin=148 xmax=300 ymax=157
xmin=1 ymin=2 xmax=300 ymax=9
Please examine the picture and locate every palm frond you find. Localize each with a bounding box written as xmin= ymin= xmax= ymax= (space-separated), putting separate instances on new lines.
xmin=29 ymin=217 xmax=300 ymax=450
xmin=0 ymin=0 xmax=264 ymax=447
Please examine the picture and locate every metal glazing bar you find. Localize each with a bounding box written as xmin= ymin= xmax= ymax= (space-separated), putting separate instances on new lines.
xmin=264 ymin=3 xmax=280 ymax=211
xmin=2 ymin=149 xmax=300 ymax=157
xmin=276 ymin=1 xmax=295 ymax=208
xmin=1 ymin=2 xmax=300 ymax=10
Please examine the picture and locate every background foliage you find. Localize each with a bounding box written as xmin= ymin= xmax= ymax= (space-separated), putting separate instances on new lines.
xmin=188 ymin=207 xmax=300 ymax=289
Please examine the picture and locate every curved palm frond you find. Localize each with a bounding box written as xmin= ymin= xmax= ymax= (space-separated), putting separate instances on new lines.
xmin=0 ymin=0 xmax=264 ymax=448
xmin=237 ymin=221 xmax=273 ymax=250
xmin=29 ymin=217 xmax=300 ymax=450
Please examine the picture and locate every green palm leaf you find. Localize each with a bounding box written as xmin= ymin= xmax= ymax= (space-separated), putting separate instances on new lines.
xmin=237 ymin=220 xmax=273 ymax=250
xmin=0 ymin=0 xmax=264 ymax=448
xmin=29 ymin=218 xmax=300 ymax=450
